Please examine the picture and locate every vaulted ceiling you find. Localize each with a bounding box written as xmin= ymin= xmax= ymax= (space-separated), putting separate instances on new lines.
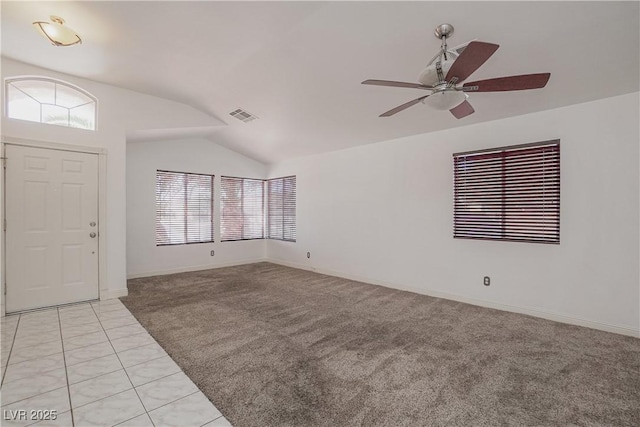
xmin=2 ymin=1 xmax=639 ymax=163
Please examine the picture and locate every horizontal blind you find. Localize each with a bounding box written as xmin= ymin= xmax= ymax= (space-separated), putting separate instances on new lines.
xmin=267 ymin=176 xmax=296 ymax=241
xmin=220 ymin=177 xmax=264 ymax=241
xmin=454 ymin=142 xmax=559 ymax=244
xmin=156 ymin=171 xmax=213 ymax=245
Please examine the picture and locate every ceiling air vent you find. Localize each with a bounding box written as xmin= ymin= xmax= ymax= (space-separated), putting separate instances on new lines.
xmin=229 ymin=108 xmax=258 ymax=123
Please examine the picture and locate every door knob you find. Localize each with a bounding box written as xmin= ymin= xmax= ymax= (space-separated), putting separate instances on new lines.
xmin=90 ymin=222 xmax=96 ymax=227
xmin=90 ymin=232 xmax=97 ymax=238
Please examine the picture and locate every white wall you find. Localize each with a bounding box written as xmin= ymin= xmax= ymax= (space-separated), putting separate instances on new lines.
xmin=1 ymin=57 xmax=224 ymax=309
xmin=126 ymin=138 xmax=267 ymax=278
xmin=267 ymin=92 xmax=640 ymax=336
xmin=4 ymin=57 xmax=637 ymax=337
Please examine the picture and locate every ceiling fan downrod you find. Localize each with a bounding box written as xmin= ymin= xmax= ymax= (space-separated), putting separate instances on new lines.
xmin=435 ymin=23 xmax=454 ymax=60
xmin=426 ymin=23 xmax=458 ymax=67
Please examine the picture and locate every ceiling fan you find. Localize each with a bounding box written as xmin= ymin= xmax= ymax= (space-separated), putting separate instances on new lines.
xmin=362 ymin=24 xmax=551 ymax=119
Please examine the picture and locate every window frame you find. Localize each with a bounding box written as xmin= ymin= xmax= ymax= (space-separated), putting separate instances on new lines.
xmin=220 ymin=175 xmax=266 ymax=242
xmin=5 ymin=76 xmax=98 ymax=131
xmin=453 ymin=140 xmax=560 ymax=244
xmin=155 ymin=169 xmax=215 ymax=246
xmin=267 ymin=175 xmax=297 ymax=242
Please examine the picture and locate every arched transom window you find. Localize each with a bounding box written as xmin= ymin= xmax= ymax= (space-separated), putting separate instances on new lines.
xmin=5 ymin=77 xmax=97 ymax=130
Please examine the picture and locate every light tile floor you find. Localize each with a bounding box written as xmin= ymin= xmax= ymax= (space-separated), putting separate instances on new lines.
xmin=0 ymin=299 xmax=232 ymax=427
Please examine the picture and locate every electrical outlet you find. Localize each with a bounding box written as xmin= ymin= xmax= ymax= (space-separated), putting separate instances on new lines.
xmin=210 ymin=250 xmax=215 ymax=257
xmin=307 ymin=252 xmax=311 ymax=259
xmin=483 ymin=276 xmax=490 ymax=286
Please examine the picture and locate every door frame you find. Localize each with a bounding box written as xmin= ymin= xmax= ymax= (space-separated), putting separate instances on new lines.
xmin=1 ymin=137 xmax=108 ymax=316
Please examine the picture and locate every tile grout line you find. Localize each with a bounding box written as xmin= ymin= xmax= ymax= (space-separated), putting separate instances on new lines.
xmin=134 ymin=389 xmax=223 ymax=427
xmin=0 ymin=385 xmax=69 ymax=408
xmin=0 ymin=305 xmax=147 ymax=412
xmin=66 ymin=365 xmax=123 ymax=388
xmin=10 ymin=309 xmax=134 ymax=363
xmin=90 ymin=302 xmax=157 ymax=427
xmin=66 ymin=357 xmax=178 ymax=391
xmin=88 ymin=303 xmax=220 ymax=425
xmin=62 ymin=308 xmax=131 ymax=326
xmin=105 ymin=329 xmax=149 ymax=343
xmin=69 ymin=367 xmax=189 ymax=414
xmin=62 ymin=323 xmax=146 ymax=354
xmin=70 ymin=386 xmax=134 ymax=412
xmin=7 ymin=339 xmax=79 ymax=368
xmin=3 ymin=302 xmax=221 ymax=426
xmin=110 ymin=390 xmax=201 ymax=427
xmin=10 ymin=332 xmax=62 ymax=347
xmin=200 ymin=413 xmax=226 ymax=427
xmin=124 ymin=367 xmax=182 ymax=388
xmin=0 ymin=312 xmax=101 ymax=414
xmin=2 ymin=361 xmax=64 ymax=386
xmin=102 ymin=320 xmax=146 ymax=333
xmin=152 ymin=389 xmax=199 ymax=413
xmin=56 ymin=307 xmax=76 ymax=427
xmin=66 ymin=344 xmax=167 ymax=372
xmin=1 ymin=314 xmax=22 ymax=387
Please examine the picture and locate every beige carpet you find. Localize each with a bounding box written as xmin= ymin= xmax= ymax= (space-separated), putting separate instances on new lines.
xmin=122 ymin=262 xmax=640 ymax=427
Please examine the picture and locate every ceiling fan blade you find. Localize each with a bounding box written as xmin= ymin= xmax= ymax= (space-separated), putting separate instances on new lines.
xmin=463 ymin=73 xmax=551 ymax=92
xmin=445 ymin=41 xmax=499 ymax=83
xmin=450 ymin=100 xmax=475 ymax=119
xmin=362 ymin=79 xmax=432 ymax=90
xmin=380 ymin=95 xmax=430 ymax=117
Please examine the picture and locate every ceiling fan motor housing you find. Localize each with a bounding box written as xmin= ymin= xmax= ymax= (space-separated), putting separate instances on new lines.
xmin=418 ymin=59 xmax=455 ymax=86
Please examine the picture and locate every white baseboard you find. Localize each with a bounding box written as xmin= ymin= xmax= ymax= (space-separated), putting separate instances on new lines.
xmin=267 ymin=258 xmax=640 ymax=338
xmin=102 ymin=288 xmax=128 ymax=300
xmin=127 ymin=258 xmax=269 ymax=280
xmin=123 ymin=257 xmax=639 ymax=338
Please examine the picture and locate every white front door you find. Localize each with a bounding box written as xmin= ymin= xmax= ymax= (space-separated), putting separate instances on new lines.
xmin=5 ymin=144 xmax=99 ymax=313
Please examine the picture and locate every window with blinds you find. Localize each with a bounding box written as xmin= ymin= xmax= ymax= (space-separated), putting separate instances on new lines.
xmin=453 ymin=141 xmax=560 ymax=244
xmin=156 ymin=170 xmax=214 ymax=246
xmin=220 ymin=176 xmax=265 ymax=241
xmin=267 ymin=176 xmax=297 ymax=241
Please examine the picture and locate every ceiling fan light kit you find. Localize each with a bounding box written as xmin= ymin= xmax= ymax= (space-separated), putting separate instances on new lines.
xmin=362 ymin=23 xmax=551 ymax=119
xmin=424 ymin=90 xmax=466 ymax=110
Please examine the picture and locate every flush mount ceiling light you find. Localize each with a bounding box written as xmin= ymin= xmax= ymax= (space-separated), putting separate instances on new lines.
xmin=33 ymin=16 xmax=82 ymax=47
